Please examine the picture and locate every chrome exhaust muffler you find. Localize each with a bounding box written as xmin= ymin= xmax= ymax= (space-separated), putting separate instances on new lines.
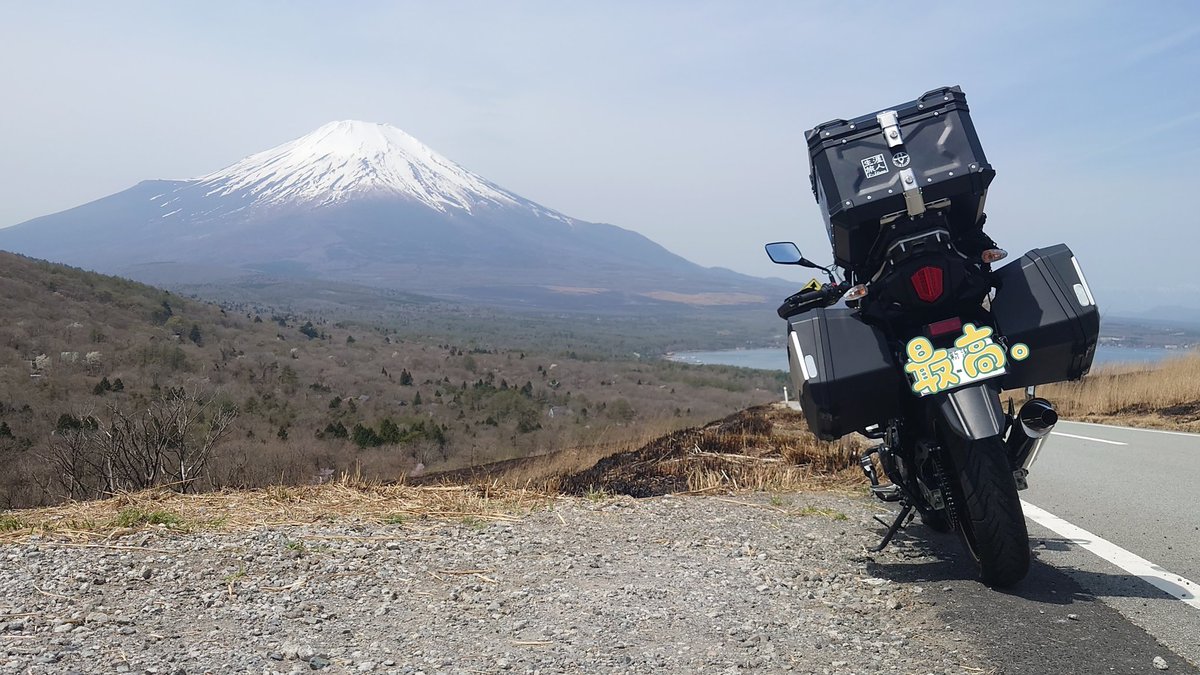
xmin=1008 ymin=398 xmax=1058 ymax=472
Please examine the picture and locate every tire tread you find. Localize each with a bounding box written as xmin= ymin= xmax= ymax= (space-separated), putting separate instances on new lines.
xmin=953 ymin=439 xmax=1030 ymax=586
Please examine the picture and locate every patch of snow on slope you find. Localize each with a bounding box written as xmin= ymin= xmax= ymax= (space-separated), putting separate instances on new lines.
xmin=195 ymin=120 xmax=536 ymax=214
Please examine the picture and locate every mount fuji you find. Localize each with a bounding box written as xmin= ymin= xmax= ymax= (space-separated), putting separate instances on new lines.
xmin=0 ymin=121 xmax=784 ymax=308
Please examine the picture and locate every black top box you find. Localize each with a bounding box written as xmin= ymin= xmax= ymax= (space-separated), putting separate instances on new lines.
xmin=807 ymin=86 xmax=995 ymax=277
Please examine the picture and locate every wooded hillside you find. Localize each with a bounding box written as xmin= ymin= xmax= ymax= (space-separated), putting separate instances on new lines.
xmin=0 ymin=252 xmax=782 ymax=507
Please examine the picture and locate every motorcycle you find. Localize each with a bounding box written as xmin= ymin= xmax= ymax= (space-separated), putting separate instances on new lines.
xmin=767 ymin=86 xmax=1099 ymax=586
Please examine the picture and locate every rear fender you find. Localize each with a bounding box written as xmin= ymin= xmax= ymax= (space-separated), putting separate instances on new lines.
xmin=936 ymin=382 xmax=1005 ymax=443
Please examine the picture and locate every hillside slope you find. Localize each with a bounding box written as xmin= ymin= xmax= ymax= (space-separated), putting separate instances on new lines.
xmin=0 ymin=252 xmax=781 ymax=507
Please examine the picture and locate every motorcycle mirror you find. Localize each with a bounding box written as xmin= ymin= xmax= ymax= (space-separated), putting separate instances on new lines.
xmin=765 ymin=242 xmax=813 ymax=267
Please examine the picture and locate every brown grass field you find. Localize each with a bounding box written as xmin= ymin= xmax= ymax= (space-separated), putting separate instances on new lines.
xmin=1038 ymin=354 xmax=1200 ymax=431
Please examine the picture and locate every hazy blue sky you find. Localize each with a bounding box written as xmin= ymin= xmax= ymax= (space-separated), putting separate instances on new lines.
xmin=2 ymin=1 xmax=1198 ymax=312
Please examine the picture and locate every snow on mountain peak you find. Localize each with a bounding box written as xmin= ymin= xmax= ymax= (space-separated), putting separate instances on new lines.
xmin=195 ymin=120 xmax=522 ymax=213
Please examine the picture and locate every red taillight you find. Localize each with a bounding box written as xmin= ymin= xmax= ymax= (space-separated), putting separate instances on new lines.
xmin=928 ymin=316 xmax=962 ymax=337
xmin=911 ymin=266 xmax=944 ymax=302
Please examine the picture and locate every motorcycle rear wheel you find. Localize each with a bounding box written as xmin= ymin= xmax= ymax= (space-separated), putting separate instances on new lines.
xmin=947 ymin=437 xmax=1031 ymax=587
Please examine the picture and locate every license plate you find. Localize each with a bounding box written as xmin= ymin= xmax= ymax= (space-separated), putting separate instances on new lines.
xmin=903 ymin=323 xmax=1018 ymax=397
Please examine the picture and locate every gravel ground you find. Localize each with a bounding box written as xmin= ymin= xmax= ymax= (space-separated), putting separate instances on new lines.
xmin=0 ymin=492 xmax=984 ymax=674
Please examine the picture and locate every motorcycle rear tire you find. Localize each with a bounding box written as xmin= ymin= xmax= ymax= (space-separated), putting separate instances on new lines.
xmin=948 ymin=437 xmax=1031 ymax=587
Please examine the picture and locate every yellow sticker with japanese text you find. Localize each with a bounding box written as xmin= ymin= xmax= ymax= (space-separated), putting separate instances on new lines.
xmin=904 ymin=323 xmax=1029 ymax=396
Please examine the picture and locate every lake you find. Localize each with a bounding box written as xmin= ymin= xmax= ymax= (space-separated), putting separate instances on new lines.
xmin=667 ymin=344 xmax=1188 ymax=372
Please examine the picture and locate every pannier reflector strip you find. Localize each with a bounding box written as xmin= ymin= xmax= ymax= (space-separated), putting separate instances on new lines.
xmin=910 ymin=266 xmax=944 ymax=302
xmin=790 ymin=332 xmax=812 ymax=381
xmin=1070 ymin=256 xmax=1096 ymax=307
xmin=1073 ymin=285 xmax=1090 ymax=307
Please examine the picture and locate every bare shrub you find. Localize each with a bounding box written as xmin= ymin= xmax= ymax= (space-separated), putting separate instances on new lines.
xmin=40 ymin=388 xmax=237 ymax=499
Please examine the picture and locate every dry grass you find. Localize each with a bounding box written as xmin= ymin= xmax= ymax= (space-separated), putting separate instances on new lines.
xmin=1039 ymin=354 xmax=1200 ymax=430
xmin=415 ymin=418 xmax=688 ymax=489
xmin=0 ymin=475 xmax=548 ymax=543
xmin=0 ymin=405 xmax=867 ymax=542
xmin=477 ymin=404 xmax=866 ymax=497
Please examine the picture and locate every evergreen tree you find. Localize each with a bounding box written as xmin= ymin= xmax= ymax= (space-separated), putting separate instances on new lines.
xmin=516 ymin=408 xmax=542 ymax=434
xmin=93 ymin=377 xmax=112 ymax=396
xmin=379 ymin=418 xmax=402 ymax=444
xmin=188 ymin=324 xmax=202 ymax=345
xmin=351 ymin=423 xmax=382 ymax=448
xmin=152 ymin=300 xmax=173 ymax=325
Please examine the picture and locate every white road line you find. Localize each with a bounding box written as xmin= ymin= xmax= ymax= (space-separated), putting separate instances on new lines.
xmin=1050 ymin=431 xmax=1128 ymax=446
xmin=1058 ymin=419 xmax=1200 ymax=438
xmin=1022 ymin=500 xmax=1200 ymax=610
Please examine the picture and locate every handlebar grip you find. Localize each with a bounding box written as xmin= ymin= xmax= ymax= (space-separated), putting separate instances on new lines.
xmin=777 ymin=284 xmax=851 ymax=319
xmin=777 ymin=288 xmax=826 ymax=319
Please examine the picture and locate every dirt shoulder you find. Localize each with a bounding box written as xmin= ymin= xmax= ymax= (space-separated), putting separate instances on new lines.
xmin=0 ymin=491 xmax=978 ymax=674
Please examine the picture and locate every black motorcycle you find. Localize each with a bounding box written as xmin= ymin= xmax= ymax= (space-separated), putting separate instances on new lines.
xmin=767 ymin=86 xmax=1099 ymax=586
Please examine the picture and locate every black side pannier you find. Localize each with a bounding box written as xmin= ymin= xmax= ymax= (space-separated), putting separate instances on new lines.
xmin=807 ymin=86 xmax=994 ymax=275
xmin=991 ymin=244 xmax=1100 ymax=389
xmin=787 ymin=307 xmax=904 ymax=440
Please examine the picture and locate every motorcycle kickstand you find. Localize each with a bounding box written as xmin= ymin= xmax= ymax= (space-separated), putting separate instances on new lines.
xmin=869 ymin=504 xmax=914 ymax=553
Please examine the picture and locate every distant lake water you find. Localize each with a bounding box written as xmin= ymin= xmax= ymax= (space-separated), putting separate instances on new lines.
xmin=667 ymin=345 xmax=1188 ymax=372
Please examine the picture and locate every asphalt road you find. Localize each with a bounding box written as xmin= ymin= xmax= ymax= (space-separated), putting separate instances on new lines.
xmin=874 ymin=419 xmax=1200 ymax=672
xmin=1021 ymin=420 xmax=1200 ymax=669
xmin=869 ymin=532 xmax=1199 ymax=675
xmin=1028 ymin=420 xmax=1200 ymax=583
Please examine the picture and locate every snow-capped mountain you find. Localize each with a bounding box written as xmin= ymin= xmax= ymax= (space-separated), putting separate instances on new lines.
xmin=189 ymin=120 xmax=567 ymax=221
xmin=138 ymin=120 xmax=570 ymax=227
xmin=0 ymin=121 xmax=785 ymax=308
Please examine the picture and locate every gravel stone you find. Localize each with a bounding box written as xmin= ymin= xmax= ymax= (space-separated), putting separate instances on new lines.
xmin=0 ymin=493 xmax=991 ymax=673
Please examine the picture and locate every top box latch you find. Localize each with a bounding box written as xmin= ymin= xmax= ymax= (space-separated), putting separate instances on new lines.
xmin=877 ymin=110 xmax=903 ymax=148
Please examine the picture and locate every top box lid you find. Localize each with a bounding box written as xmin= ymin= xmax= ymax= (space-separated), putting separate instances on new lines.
xmin=805 ymin=86 xmax=971 ymax=150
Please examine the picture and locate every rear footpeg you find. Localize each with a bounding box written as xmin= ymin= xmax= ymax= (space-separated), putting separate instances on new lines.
xmin=870 ymin=484 xmax=903 ymax=502
xmin=860 ymin=447 xmax=881 ymax=486
xmin=861 ymin=446 xmax=903 ymax=502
